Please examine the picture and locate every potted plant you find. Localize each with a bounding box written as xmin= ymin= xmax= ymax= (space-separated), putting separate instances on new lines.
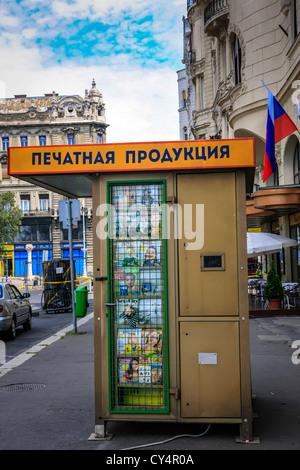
xmin=263 ymin=260 xmax=285 ymax=310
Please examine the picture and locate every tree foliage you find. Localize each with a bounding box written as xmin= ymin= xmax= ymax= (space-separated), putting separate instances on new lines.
xmin=264 ymin=260 xmax=285 ymax=300
xmin=0 ymin=192 xmax=22 ymax=253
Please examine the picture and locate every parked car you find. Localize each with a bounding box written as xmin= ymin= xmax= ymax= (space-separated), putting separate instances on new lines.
xmin=0 ymin=283 xmax=32 ymax=340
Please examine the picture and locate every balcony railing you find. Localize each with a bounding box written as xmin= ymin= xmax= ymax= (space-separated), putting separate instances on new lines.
xmin=22 ymin=207 xmax=53 ymax=216
xmin=204 ymin=0 xmax=229 ymax=25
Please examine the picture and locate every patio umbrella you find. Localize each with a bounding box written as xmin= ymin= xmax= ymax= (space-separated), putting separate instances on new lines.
xmin=247 ymin=232 xmax=297 ymax=256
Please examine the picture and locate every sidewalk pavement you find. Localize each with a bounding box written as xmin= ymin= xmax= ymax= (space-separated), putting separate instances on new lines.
xmin=0 ymin=313 xmax=300 ymax=451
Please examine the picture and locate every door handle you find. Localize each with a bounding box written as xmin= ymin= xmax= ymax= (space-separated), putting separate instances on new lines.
xmin=105 ymin=302 xmax=116 ymax=307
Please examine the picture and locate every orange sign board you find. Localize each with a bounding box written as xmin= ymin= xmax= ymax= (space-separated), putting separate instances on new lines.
xmin=8 ymin=139 xmax=255 ymax=176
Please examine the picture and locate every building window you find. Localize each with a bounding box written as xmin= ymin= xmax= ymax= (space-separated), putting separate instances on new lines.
xmin=20 ymin=194 xmax=30 ymax=212
xmin=183 ymin=127 xmax=188 ymax=140
xmin=2 ymin=137 xmax=9 ymax=151
xmin=20 ymin=136 xmax=28 ymax=147
xmin=61 ymin=220 xmax=83 ymax=241
xmin=294 ymin=142 xmax=300 ymax=184
xmin=39 ymin=224 xmax=51 ymax=241
xmin=182 ymin=90 xmax=187 ymax=108
xmin=39 ymin=135 xmax=46 ymax=146
xmin=232 ymin=34 xmax=241 ymax=85
xmin=68 ymin=134 xmax=75 ymax=145
xmin=97 ymin=133 xmax=103 ymax=143
xmin=15 ymin=225 xmax=37 ymax=242
xmin=195 ymin=75 xmax=205 ymax=111
xmin=200 ymin=76 xmax=205 ymax=109
xmin=291 ymin=0 xmax=298 ymax=42
xmin=220 ymin=39 xmax=226 ymax=80
xmin=14 ymin=222 xmax=51 ymax=243
xmin=39 ymin=194 xmax=49 ymax=211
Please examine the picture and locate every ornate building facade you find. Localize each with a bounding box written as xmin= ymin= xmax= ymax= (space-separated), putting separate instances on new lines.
xmin=178 ymin=0 xmax=300 ymax=282
xmin=0 ymin=80 xmax=108 ymax=278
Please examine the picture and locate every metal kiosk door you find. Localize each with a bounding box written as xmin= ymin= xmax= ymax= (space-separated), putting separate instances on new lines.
xmin=106 ymin=181 xmax=170 ymax=415
xmin=177 ymin=172 xmax=245 ymax=421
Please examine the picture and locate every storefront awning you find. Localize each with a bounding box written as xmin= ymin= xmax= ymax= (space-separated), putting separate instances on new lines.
xmin=247 ymin=231 xmax=297 ymax=256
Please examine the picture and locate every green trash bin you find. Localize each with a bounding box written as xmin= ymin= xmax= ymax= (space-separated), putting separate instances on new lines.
xmin=75 ymin=285 xmax=89 ymax=317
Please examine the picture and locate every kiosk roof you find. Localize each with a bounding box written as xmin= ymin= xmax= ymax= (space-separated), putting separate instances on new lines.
xmin=8 ymin=139 xmax=255 ymax=197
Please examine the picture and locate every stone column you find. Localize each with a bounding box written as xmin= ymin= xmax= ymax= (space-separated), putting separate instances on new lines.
xmin=26 ymin=244 xmax=33 ymax=281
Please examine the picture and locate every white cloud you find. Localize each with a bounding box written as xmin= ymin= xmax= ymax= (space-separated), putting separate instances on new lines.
xmin=22 ymin=28 xmax=38 ymax=40
xmin=1 ymin=14 xmax=20 ymax=27
xmin=0 ymin=0 xmax=184 ymax=143
xmin=0 ymin=40 xmax=179 ymax=142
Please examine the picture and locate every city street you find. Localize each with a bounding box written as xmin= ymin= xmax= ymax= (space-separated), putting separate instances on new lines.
xmin=1 ymin=284 xmax=94 ymax=362
xmin=0 ymin=304 xmax=300 ymax=451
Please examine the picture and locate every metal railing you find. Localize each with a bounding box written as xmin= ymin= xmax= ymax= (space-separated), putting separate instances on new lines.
xmin=204 ymin=0 xmax=229 ymax=25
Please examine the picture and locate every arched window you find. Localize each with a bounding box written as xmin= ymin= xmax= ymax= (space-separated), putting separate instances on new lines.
xmin=293 ymin=141 xmax=300 ymax=183
xmin=232 ymin=34 xmax=241 ymax=85
xmin=274 ymin=162 xmax=279 ymax=186
xmin=291 ymin=0 xmax=298 ymax=42
xmin=182 ymin=90 xmax=187 ymax=108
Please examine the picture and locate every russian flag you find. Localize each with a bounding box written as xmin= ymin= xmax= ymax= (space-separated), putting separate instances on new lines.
xmin=263 ymin=82 xmax=297 ymax=182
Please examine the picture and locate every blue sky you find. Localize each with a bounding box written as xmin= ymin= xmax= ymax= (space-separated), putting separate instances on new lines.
xmin=0 ymin=0 xmax=186 ymax=142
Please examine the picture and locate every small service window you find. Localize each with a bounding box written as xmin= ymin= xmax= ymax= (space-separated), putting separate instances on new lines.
xmin=201 ymin=253 xmax=225 ymax=271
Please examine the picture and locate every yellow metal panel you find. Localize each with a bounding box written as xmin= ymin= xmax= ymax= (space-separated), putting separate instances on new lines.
xmin=178 ymin=172 xmax=238 ymax=316
xmin=180 ymin=321 xmax=241 ymax=418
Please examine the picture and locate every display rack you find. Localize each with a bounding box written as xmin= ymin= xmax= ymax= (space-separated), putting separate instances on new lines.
xmin=107 ymin=181 xmax=169 ymax=413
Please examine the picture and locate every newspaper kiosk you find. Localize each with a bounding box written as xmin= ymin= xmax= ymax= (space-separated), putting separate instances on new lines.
xmin=8 ymin=138 xmax=255 ymax=443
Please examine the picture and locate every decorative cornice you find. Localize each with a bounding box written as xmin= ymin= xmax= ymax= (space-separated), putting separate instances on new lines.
xmin=62 ymin=126 xmax=80 ymax=134
xmin=191 ymin=58 xmax=206 ymax=77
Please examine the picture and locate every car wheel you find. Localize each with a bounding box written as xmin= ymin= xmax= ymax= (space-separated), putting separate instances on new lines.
xmin=8 ymin=317 xmax=17 ymax=340
xmin=23 ymin=310 xmax=32 ymax=331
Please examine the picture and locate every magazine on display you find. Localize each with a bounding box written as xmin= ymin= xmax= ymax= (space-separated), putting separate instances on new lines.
xmin=118 ymin=356 xmax=163 ymax=386
xmin=151 ymin=364 xmax=163 ymax=385
xmin=118 ymin=357 xmax=139 ymax=384
xmin=141 ymin=328 xmax=163 ymax=358
xmin=117 ymin=328 xmax=142 ymax=356
xmin=139 ymin=240 xmax=161 ymax=267
xmin=113 ymin=241 xmax=140 ymax=268
xmin=138 ymin=359 xmax=151 ymax=385
xmin=139 ymin=268 xmax=162 ymax=296
xmin=138 ymin=298 xmax=162 ymax=325
xmin=111 ymin=184 xmax=162 ymax=240
xmin=117 ymin=267 xmax=140 ymax=296
xmin=118 ymin=358 xmax=132 ymax=383
xmin=117 ymin=298 xmax=139 ymax=327
xmin=112 ymin=186 xmax=136 ymax=208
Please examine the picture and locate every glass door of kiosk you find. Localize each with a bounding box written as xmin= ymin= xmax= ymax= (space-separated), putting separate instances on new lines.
xmin=107 ymin=181 xmax=169 ymax=414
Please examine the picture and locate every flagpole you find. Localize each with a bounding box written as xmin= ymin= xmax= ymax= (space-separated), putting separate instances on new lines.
xmin=261 ymin=80 xmax=271 ymax=93
xmin=262 ymin=79 xmax=298 ymax=182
